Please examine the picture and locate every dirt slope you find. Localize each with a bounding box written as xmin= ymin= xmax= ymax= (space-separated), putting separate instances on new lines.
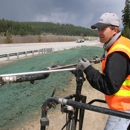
xmin=15 ymin=63 xmax=108 ymax=130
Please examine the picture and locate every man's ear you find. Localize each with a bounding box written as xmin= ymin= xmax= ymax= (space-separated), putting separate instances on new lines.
xmin=114 ymin=27 xmax=119 ymax=33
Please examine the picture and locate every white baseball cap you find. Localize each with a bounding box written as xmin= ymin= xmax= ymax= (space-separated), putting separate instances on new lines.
xmin=91 ymin=12 xmax=120 ymax=29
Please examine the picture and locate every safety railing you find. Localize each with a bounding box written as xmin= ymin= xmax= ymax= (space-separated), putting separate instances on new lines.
xmin=0 ymin=48 xmax=53 ymax=61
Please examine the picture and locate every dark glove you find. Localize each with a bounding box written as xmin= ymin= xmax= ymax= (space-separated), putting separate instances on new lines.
xmin=77 ymin=58 xmax=90 ymax=71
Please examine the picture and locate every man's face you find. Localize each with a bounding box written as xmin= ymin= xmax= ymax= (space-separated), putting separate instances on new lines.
xmin=98 ymin=26 xmax=118 ymax=43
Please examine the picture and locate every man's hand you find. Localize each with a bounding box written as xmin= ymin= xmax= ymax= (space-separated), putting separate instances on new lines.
xmin=77 ymin=58 xmax=90 ymax=71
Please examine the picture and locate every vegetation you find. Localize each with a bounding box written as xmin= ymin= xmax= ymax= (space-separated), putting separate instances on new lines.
xmin=122 ymin=0 xmax=130 ymax=38
xmin=0 ymin=34 xmax=97 ymax=44
xmin=0 ymin=18 xmax=38 ymax=36
xmin=0 ymin=18 xmax=97 ymax=38
xmin=27 ymin=22 xmax=97 ymax=36
xmin=4 ymin=33 xmax=13 ymax=43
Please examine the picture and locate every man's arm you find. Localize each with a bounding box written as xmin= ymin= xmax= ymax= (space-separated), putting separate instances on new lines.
xmin=84 ymin=52 xmax=129 ymax=95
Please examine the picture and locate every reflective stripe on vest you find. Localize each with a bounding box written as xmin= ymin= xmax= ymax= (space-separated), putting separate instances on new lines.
xmin=115 ymin=90 xmax=130 ymax=96
xmin=114 ymin=80 xmax=130 ymax=96
xmin=110 ymin=44 xmax=130 ymax=57
xmin=122 ymin=80 xmax=130 ymax=86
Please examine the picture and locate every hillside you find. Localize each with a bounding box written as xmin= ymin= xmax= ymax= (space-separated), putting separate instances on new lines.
xmin=0 ymin=46 xmax=107 ymax=130
xmin=0 ymin=19 xmax=97 ymax=36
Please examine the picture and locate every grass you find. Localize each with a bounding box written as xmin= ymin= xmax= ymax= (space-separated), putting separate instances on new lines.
xmin=0 ymin=34 xmax=98 ymax=44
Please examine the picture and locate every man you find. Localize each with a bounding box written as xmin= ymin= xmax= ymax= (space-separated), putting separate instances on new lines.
xmin=77 ymin=12 xmax=130 ymax=130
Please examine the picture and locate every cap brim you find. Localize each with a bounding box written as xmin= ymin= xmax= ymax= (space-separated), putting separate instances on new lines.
xmin=91 ymin=23 xmax=110 ymax=29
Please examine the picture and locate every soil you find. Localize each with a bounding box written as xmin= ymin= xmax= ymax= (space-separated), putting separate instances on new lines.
xmin=15 ymin=63 xmax=108 ymax=130
xmin=0 ymin=43 xmax=108 ymax=130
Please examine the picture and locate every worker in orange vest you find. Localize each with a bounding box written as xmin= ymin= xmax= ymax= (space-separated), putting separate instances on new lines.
xmin=77 ymin=12 xmax=130 ymax=130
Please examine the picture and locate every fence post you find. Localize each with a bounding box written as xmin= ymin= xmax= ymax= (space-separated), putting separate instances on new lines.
xmin=32 ymin=50 xmax=34 ymax=56
xmin=7 ymin=54 xmax=9 ymax=60
xmin=42 ymin=49 xmax=44 ymax=54
xmin=17 ymin=53 xmax=19 ymax=59
xmin=38 ymin=49 xmax=40 ymax=54
xmin=25 ymin=51 xmax=27 ymax=57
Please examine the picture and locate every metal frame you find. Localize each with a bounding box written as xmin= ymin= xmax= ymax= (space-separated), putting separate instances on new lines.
xmin=40 ymin=69 xmax=130 ymax=130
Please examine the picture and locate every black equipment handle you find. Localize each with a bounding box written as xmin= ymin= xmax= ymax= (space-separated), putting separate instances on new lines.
xmin=41 ymin=97 xmax=130 ymax=120
xmin=40 ymin=69 xmax=130 ymax=130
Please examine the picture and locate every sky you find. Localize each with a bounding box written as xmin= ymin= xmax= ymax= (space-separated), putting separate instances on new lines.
xmin=0 ymin=0 xmax=125 ymax=29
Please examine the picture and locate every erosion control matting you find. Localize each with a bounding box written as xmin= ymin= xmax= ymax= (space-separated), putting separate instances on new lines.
xmin=0 ymin=46 xmax=103 ymax=130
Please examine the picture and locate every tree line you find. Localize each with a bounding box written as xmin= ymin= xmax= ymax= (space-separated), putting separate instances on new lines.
xmin=0 ymin=18 xmax=97 ymax=37
xmin=28 ymin=22 xmax=97 ymax=36
xmin=0 ymin=18 xmax=39 ymax=36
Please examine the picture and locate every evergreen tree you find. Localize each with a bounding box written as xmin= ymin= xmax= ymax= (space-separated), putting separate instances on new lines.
xmin=122 ymin=0 xmax=130 ymax=38
xmin=122 ymin=0 xmax=130 ymax=27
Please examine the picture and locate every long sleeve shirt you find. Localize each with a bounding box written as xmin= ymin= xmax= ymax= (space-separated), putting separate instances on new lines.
xmin=84 ymin=52 xmax=130 ymax=95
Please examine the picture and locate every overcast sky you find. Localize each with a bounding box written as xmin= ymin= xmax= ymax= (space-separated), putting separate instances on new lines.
xmin=0 ymin=0 xmax=125 ymax=28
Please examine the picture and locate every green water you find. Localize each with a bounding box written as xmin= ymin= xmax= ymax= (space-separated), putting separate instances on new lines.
xmin=0 ymin=46 xmax=103 ymax=129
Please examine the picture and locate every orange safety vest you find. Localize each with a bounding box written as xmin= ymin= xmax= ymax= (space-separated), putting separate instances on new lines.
xmin=102 ymin=36 xmax=130 ymax=111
